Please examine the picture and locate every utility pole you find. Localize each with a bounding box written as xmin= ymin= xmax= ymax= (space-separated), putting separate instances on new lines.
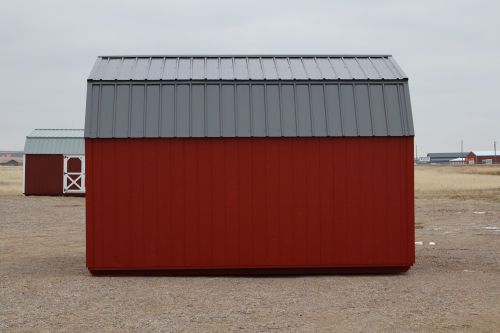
xmin=495 ymin=141 xmax=497 ymax=164
xmin=461 ymin=140 xmax=464 ymax=165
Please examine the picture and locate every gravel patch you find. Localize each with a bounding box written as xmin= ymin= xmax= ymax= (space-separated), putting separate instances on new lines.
xmin=0 ymin=196 xmax=499 ymax=332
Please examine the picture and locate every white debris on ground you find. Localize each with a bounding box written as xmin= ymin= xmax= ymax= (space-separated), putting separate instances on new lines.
xmin=414 ymin=241 xmax=436 ymax=246
xmin=483 ymin=227 xmax=499 ymax=230
xmin=473 ymin=211 xmax=486 ymax=215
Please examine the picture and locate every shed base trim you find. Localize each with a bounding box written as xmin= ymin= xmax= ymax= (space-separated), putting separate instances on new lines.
xmin=89 ymin=266 xmax=411 ymax=276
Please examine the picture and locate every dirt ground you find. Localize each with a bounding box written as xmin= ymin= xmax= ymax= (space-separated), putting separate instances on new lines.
xmin=0 ymin=165 xmax=499 ymax=332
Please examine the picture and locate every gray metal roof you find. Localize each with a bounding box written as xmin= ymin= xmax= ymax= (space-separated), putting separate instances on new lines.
xmin=24 ymin=129 xmax=84 ymax=155
xmin=85 ymin=55 xmax=413 ymax=138
xmin=427 ymin=152 xmax=468 ymax=158
xmin=27 ymin=129 xmax=84 ymax=138
xmin=89 ymin=55 xmax=407 ymax=81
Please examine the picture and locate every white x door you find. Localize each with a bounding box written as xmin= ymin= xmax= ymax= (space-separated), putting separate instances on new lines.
xmin=63 ymin=155 xmax=85 ymax=194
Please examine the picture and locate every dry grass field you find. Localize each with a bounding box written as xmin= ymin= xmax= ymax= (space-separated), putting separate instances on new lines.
xmin=0 ymin=164 xmax=499 ymax=332
xmin=415 ymin=164 xmax=500 ymax=202
xmin=3 ymin=164 xmax=500 ymax=199
xmin=0 ymin=166 xmax=22 ymax=196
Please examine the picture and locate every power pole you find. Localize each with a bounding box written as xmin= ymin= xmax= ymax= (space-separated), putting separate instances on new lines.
xmin=495 ymin=141 xmax=497 ymax=164
xmin=461 ymin=140 xmax=464 ymax=165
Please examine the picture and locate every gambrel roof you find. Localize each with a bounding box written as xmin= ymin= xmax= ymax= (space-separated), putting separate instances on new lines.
xmin=85 ymin=55 xmax=413 ymax=138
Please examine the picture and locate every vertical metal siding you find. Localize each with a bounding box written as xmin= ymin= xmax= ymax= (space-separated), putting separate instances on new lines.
xmin=384 ymin=85 xmax=403 ymax=136
xmin=266 ymin=85 xmax=281 ymax=136
xmin=114 ymin=85 xmax=130 ymax=137
xmin=280 ymin=85 xmax=297 ymax=136
xmin=191 ymin=85 xmax=205 ymax=137
xmin=221 ymin=85 xmax=236 ymax=137
xmin=354 ymin=85 xmax=372 ymax=135
xmin=161 ymin=85 xmax=176 ymax=136
xmin=369 ymin=85 xmax=388 ymax=135
xmin=130 ymin=85 xmax=145 ymax=136
xmin=251 ymin=85 xmax=266 ymax=136
xmin=24 ymin=154 xmax=63 ymax=195
xmin=145 ymin=85 xmax=161 ymax=137
xmin=324 ymin=85 xmax=342 ymax=136
xmin=206 ymin=85 xmax=220 ymax=136
xmin=86 ymin=137 xmax=414 ymax=270
xmin=98 ymin=85 xmax=114 ymax=137
xmin=236 ymin=85 xmax=251 ymax=136
xmin=310 ymin=85 xmax=327 ymax=136
xmin=339 ymin=85 xmax=357 ymax=135
xmin=85 ymin=82 xmax=413 ymax=138
xmin=177 ymin=85 xmax=191 ymax=136
xmin=403 ymin=84 xmax=415 ymax=136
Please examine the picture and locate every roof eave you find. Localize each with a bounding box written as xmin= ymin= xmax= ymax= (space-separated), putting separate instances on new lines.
xmin=86 ymin=78 xmax=409 ymax=83
xmin=97 ymin=54 xmax=394 ymax=59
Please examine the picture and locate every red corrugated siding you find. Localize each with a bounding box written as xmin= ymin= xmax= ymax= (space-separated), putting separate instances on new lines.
xmin=25 ymin=154 xmax=63 ymax=195
xmin=86 ymin=137 xmax=414 ymax=271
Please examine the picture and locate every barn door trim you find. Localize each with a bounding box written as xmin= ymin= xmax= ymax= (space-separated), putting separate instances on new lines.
xmin=63 ymin=155 xmax=85 ymax=194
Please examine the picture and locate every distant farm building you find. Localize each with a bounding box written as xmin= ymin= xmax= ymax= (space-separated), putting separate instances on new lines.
xmin=24 ymin=129 xmax=85 ymax=196
xmin=427 ymin=152 xmax=468 ymax=164
xmin=449 ymin=157 xmax=465 ymax=165
xmin=0 ymin=151 xmax=23 ymax=165
xmin=0 ymin=159 xmax=20 ymax=166
xmin=465 ymin=151 xmax=500 ymax=164
xmin=415 ymin=156 xmax=431 ymax=164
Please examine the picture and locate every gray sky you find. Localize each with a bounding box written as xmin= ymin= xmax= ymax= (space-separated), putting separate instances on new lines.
xmin=1 ymin=0 xmax=499 ymax=155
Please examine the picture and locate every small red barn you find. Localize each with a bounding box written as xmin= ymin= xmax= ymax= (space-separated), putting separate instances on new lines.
xmin=24 ymin=129 xmax=85 ymax=196
xmin=85 ymin=55 xmax=415 ymax=273
xmin=465 ymin=151 xmax=500 ymax=164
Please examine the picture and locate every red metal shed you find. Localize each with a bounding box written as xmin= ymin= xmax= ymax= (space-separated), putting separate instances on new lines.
xmin=85 ymin=55 xmax=415 ymax=274
xmin=23 ymin=129 xmax=86 ymax=196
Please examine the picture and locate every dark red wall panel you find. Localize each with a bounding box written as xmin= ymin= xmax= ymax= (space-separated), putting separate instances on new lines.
xmin=86 ymin=137 xmax=415 ymax=271
xmin=66 ymin=157 xmax=81 ymax=172
xmin=25 ymin=154 xmax=63 ymax=195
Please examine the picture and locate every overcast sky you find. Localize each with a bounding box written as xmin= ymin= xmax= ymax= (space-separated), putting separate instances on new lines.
xmin=1 ymin=0 xmax=498 ymax=155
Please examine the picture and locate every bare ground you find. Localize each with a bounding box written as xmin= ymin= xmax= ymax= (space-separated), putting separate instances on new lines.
xmin=0 ymin=166 xmax=499 ymax=332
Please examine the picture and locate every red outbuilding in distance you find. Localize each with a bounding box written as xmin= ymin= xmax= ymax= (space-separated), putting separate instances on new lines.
xmin=84 ymin=55 xmax=415 ymax=274
xmin=465 ymin=151 xmax=500 ymax=164
xmin=24 ymin=129 xmax=85 ymax=196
